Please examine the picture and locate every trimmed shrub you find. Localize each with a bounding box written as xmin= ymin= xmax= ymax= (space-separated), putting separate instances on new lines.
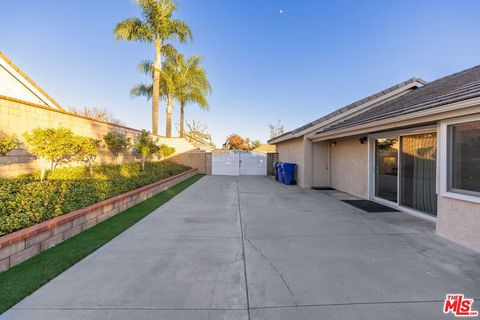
xmin=103 ymin=131 xmax=131 ymax=163
xmin=0 ymin=132 xmax=20 ymax=156
xmin=73 ymin=137 xmax=100 ymax=175
xmin=159 ymin=144 xmax=175 ymax=158
xmin=134 ymin=130 xmax=159 ymax=171
xmin=0 ymin=161 xmax=190 ymax=235
xmin=23 ymin=128 xmax=99 ymax=181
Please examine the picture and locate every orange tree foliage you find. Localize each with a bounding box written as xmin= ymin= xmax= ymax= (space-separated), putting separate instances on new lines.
xmin=222 ymin=134 xmax=252 ymax=150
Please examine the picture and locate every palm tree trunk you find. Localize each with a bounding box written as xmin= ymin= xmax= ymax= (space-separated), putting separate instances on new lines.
xmin=152 ymin=41 xmax=162 ymax=135
xmin=180 ymin=102 xmax=185 ymax=137
xmin=166 ymin=97 xmax=173 ymax=137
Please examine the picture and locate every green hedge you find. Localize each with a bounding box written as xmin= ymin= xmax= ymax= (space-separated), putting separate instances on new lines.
xmin=0 ymin=161 xmax=190 ymax=236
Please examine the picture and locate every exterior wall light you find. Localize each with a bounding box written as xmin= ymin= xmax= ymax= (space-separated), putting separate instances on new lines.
xmin=359 ymin=137 xmax=368 ymax=144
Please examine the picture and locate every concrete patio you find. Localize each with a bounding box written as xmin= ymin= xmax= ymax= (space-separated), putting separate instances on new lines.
xmin=2 ymin=176 xmax=480 ymax=320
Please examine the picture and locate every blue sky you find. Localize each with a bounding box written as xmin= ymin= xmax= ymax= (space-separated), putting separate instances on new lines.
xmin=1 ymin=1 xmax=479 ymax=146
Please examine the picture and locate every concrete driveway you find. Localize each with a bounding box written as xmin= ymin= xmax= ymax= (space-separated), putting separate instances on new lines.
xmin=2 ymin=176 xmax=480 ymax=320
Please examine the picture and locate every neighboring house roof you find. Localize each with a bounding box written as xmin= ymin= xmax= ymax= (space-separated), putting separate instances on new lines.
xmin=321 ymin=65 xmax=480 ymax=134
xmin=253 ymin=144 xmax=276 ymax=153
xmin=0 ymin=51 xmax=64 ymax=110
xmin=268 ymin=77 xmax=426 ymax=144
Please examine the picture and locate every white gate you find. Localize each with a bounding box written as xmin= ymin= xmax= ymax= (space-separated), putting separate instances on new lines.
xmin=212 ymin=151 xmax=240 ymax=175
xmin=212 ymin=151 xmax=267 ymax=176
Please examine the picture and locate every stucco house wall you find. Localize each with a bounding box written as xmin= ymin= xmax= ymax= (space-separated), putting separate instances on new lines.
xmin=276 ymin=137 xmax=307 ymax=187
xmin=436 ymin=197 xmax=480 ymax=252
xmin=330 ymin=136 xmax=369 ymax=199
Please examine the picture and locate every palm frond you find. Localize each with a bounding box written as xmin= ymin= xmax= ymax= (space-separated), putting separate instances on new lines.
xmin=158 ymin=68 xmax=175 ymax=93
xmin=137 ymin=60 xmax=154 ymax=76
xmin=161 ymin=44 xmax=178 ymax=60
xmin=167 ymin=19 xmax=193 ymax=43
xmin=113 ymin=17 xmax=153 ymax=42
xmin=171 ymin=52 xmax=211 ymax=110
xmin=187 ymin=55 xmax=203 ymax=66
xmin=187 ymin=90 xmax=209 ymax=109
xmin=130 ymin=84 xmax=153 ymax=99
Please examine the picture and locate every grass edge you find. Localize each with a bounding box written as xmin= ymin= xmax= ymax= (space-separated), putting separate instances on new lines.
xmin=0 ymin=174 xmax=204 ymax=314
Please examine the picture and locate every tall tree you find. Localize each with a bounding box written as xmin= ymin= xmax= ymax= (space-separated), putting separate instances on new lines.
xmin=269 ymin=120 xmax=285 ymax=139
xmin=131 ymin=54 xmax=211 ymax=138
xmin=114 ymin=0 xmax=192 ymax=136
xmin=174 ymin=54 xmax=211 ymax=137
xmin=223 ymin=134 xmax=252 ymax=150
xmin=131 ymin=57 xmax=177 ymax=137
xmin=67 ymin=106 xmax=123 ymax=125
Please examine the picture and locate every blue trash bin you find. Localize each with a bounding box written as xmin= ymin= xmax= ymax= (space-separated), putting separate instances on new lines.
xmin=277 ymin=162 xmax=284 ymax=183
xmin=282 ymin=163 xmax=297 ymax=185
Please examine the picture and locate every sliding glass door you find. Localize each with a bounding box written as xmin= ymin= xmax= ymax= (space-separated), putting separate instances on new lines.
xmin=373 ymin=131 xmax=437 ymax=217
xmin=400 ymin=133 xmax=437 ymax=216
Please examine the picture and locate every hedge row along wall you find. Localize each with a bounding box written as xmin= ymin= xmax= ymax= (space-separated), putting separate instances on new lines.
xmin=0 ymin=96 xmax=211 ymax=176
xmin=0 ymin=168 xmax=197 ymax=272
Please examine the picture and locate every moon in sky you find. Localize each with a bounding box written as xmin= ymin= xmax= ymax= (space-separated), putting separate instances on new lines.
xmin=279 ymin=9 xmax=283 ymax=14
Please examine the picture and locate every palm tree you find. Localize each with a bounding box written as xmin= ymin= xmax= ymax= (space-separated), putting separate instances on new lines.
xmin=114 ymin=0 xmax=192 ymax=136
xmin=131 ymin=54 xmax=211 ymax=137
xmin=131 ymin=58 xmax=177 ymax=136
xmin=174 ymin=54 xmax=211 ymax=137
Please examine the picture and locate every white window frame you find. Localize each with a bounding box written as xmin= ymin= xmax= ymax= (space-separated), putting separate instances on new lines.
xmin=439 ymin=114 xmax=480 ymax=204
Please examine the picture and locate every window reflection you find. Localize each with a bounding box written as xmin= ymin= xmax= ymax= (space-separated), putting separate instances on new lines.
xmin=449 ymin=121 xmax=480 ymax=195
xmin=375 ymin=138 xmax=398 ymax=202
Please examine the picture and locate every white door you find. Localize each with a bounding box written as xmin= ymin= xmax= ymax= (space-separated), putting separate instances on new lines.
xmin=240 ymin=151 xmax=267 ymax=175
xmin=312 ymin=141 xmax=329 ymax=186
xmin=212 ymin=151 xmax=240 ymax=175
xmin=212 ymin=151 xmax=267 ymax=176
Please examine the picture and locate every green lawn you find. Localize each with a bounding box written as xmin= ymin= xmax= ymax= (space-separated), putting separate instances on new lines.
xmin=0 ymin=174 xmax=203 ymax=314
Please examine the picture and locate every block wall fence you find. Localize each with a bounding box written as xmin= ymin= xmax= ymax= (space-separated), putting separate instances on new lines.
xmin=0 ymin=168 xmax=198 ymax=272
xmin=0 ymin=96 xmax=212 ymax=176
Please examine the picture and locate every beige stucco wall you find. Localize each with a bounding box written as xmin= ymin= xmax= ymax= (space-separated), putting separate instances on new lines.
xmin=330 ymin=136 xmax=369 ymax=198
xmin=436 ymin=197 xmax=480 ymax=252
xmin=276 ymin=137 xmax=307 ymax=187
xmin=0 ymin=97 xmax=209 ymax=177
xmin=277 ymin=136 xmax=368 ymax=190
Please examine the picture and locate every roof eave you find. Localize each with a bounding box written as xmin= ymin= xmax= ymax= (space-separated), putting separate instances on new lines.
xmin=268 ymin=132 xmax=295 ymax=144
xmin=310 ymin=96 xmax=480 ymax=141
xmin=269 ymin=79 xmax=425 ymax=145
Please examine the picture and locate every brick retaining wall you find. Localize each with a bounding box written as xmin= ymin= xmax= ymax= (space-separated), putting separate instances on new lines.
xmin=0 ymin=168 xmax=198 ymax=272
